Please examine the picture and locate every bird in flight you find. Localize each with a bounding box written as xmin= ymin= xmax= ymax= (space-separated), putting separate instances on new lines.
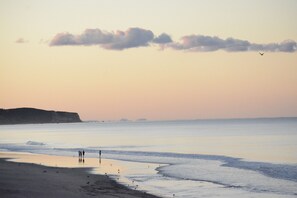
xmin=259 ymin=52 xmax=264 ymax=56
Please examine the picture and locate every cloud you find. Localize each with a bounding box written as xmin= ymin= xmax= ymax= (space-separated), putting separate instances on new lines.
xmin=15 ymin=38 xmax=28 ymax=43
xmin=152 ymin=33 xmax=172 ymax=44
xmin=49 ymin=28 xmax=297 ymax=52
xmin=50 ymin=33 xmax=77 ymax=45
xmin=102 ymin=28 xmax=154 ymax=50
xmin=166 ymin=35 xmax=297 ymax=52
xmin=167 ymin=35 xmax=225 ymax=51
xmin=249 ymin=40 xmax=297 ymax=52
xmin=50 ymin=29 xmax=113 ymax=46
xmin=50 ymin=27 xmax=154 ymax=50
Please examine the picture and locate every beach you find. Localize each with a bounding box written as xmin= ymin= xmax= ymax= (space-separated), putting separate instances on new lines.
xmin=0 ymin=154 xmax=159 ymax=198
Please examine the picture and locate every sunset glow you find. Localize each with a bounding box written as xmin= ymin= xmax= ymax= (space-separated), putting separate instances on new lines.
xmin=1 ymin=0 xmax=297 ymax=120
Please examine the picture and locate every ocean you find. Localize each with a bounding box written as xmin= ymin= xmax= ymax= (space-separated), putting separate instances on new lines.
xmin=0 ymin=118 xmax=297 ymax=197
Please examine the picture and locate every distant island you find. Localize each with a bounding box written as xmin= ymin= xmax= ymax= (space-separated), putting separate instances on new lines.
xmin=0 ymin=108 xmax=81 ymax=125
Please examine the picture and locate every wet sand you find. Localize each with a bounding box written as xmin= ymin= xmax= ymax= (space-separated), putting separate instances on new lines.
xmin=0 ymin=157 xmax=160 ymax=198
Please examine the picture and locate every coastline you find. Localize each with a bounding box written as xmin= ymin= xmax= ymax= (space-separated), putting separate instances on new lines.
xmin=0 ymin=152 xmax=160 ymax=198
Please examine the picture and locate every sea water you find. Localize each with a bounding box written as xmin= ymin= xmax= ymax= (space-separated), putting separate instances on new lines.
xmin=0 ymin=118 xmax=297 ymax=197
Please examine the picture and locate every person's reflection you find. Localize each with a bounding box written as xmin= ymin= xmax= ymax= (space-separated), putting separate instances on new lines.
xmin=78 ymin=158 xmax=85 ymax=164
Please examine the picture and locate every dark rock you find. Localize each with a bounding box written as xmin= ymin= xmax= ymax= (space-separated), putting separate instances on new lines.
xmin=0 ymin=108 xmax=81 ymax=125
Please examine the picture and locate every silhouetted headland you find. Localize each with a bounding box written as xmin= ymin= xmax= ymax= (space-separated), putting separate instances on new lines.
xmin=0 ymin=108 xmax=81 ymax=125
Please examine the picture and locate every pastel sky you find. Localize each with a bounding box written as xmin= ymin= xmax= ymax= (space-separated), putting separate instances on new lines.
xmin=1 ymin=0 xmax=297 ymax=120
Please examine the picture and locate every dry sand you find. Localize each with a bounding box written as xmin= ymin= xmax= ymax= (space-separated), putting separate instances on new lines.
xmin=0 ymin=158 xmax=160 ymax=198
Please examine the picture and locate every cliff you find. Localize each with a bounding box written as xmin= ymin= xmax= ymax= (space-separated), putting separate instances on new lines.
xmin=0 ymin=108 xmax=81 ymax=125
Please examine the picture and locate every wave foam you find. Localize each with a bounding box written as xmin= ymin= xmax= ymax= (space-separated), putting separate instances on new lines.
xmin=26 ymin=141 xmax=45 ymax=146
xmin=1 ymin=143 xmax=297 ymax=196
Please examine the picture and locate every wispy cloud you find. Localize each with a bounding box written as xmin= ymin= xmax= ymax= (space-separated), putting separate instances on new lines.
xmin=167 ymin=35 xmax=297 ymax=52
xmin=49 ymin=28 xmax=297 ymax=52
xmin=15 ymin=38 xmax=28 ymax=44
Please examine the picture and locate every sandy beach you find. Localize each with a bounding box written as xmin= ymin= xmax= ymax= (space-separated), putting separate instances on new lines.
xmin=0 ymin=155 xmax=160 ymax=198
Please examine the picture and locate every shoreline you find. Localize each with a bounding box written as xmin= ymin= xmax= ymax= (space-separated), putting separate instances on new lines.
xmin=0 ymin=153 xmax=160 ymax=198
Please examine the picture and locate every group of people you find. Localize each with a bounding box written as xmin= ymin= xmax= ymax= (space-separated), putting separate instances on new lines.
xmin=78 ymin=150 xmax=85 ymax=158
xmin=78 ymin=150 xmax=85 ymax=163
xmin=78 ymin=150 xmax=102 ymax=159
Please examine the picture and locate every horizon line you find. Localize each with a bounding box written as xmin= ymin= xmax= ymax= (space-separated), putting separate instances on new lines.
xmin=84 ymin=116 xmax=297 ymax=123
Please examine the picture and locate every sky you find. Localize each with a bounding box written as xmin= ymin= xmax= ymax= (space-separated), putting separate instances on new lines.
xmin=1 ymin=0 xmax=297 ymax=121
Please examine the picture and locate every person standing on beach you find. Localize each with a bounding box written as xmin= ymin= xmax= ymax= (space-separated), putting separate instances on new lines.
xmin=98 ymin=150 xmax=102 ymax=164
xmin=82 ymin=150 xmax=85 ymax=158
